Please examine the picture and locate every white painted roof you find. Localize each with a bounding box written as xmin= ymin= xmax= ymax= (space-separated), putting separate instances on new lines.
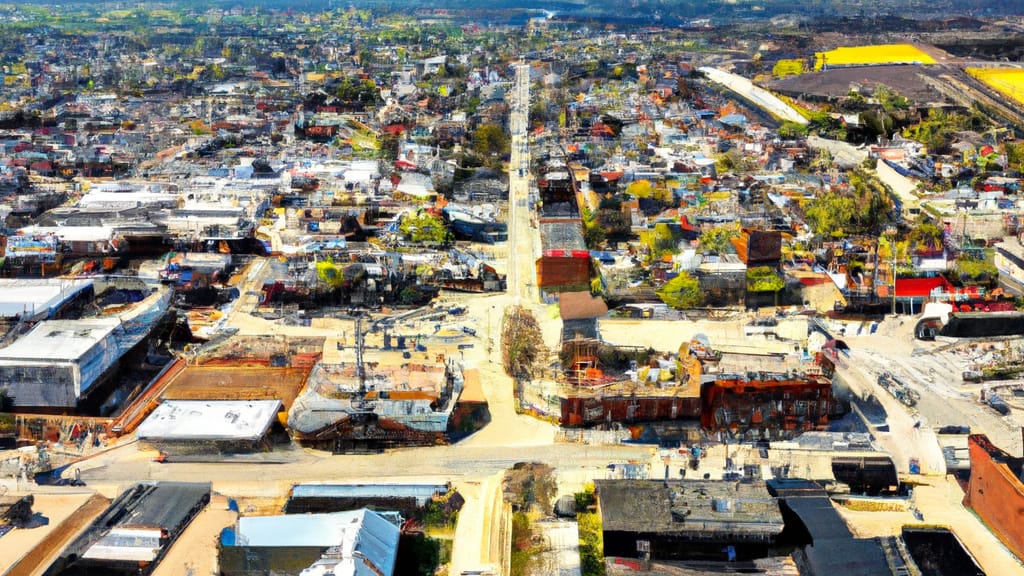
xmin=0 ymin=318 xmax=120 ymax=362
xmin=0 ymin=278 xmax=93 ymax=319
xmin=136 ymin=400 xmax=282 ymax=442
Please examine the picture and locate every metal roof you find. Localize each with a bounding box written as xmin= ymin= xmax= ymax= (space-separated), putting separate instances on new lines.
xmin=767 ymin=479 xmax=891 ymax=575
xmin=0 ymin=278 xmax=93 ymax=320
xmin=137 ymin=400 xmax=282 ymax=442
xmin=236 ymin=509 xmax=399 ymax=576
xmin=290 ymin=482 xmax=447 ymax=505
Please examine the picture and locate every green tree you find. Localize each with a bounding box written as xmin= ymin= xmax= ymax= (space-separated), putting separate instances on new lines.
xmin=656 ymin=271 xmax=704 ymax=309
xmin=626 ymin=179 xmax=653 ymax=199
xmin=583 ymin=221 xmax=606 ymax=249
xmin=908 ymin=222 xmax=943 ymax=252
xmin=804 ymin=191 xmax=856 ymax=237
xmin=874 ymin=85 xmax=910 ymax=112
xmin=640 ymin=223 xmax=679 ymax=261
xmin=1005 ymin=141 xmax=1024 ymax=171
xmin=207 ymin=62 xmax=225 ymax=81
xmin=952 ymin=255 xmax=998 ymax=286
xmin=578 ymin=510 xmax=606 ymax=576
xmin=472 ymin=123 xmax=509 ymax=159
xmin=746 ymin=266 xmax=785 ymax=292
xmin=778 ymin=121 xmax=808 ymax=139
xmin=316 ymin=260 xmax=365 ymax=290
xmin=400 ymin=211 xmax=449 ymax=245
xmin=597 ymin=209 xmax=631 ymax=241
xmin=699 ymin=225 xmax=739 ymax=255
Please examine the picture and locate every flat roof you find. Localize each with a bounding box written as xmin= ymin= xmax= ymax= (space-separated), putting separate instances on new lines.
xmin=596 ymin=479 xmax=783 ymax=538
xmin=116 ymin=482 xmax=211 ymax=530
xmin=0 ymin=278 xmax=93 ymax=319
xmin=0 ymin=318 xmax=120 ymax=362
xmin=78 ymin=482 xmax=209 ymax=563
xmin=137 ymin=400 xmax=282 ymax=442
xmin=19 ymin=225 xmax=114 ymax=242
xmin=767 ymin=479 xmax=890 ymax=575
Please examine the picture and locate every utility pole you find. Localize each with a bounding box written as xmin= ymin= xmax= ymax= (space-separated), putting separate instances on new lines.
xmin=887 ymin=226 xmax=898 ymax=316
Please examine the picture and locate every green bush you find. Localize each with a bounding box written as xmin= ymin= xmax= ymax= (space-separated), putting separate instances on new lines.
xmin=578 ymin=511 xmax=606 ymax=576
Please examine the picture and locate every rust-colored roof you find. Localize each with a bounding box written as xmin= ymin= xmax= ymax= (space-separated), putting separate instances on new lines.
xmin=559 ymin=291 xmax=608 ymax=320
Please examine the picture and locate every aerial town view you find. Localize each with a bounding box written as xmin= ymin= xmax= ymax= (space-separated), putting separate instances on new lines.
xmin=7 ymin=0 xmax=1024 ymax=574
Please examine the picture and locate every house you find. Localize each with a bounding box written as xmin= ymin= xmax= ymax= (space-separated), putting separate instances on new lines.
xmin=220 ymin=508 xmax=401 ymax=576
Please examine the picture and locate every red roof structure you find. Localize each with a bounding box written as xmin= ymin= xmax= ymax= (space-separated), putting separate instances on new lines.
xmin=894 ymin=276 xmax=953 ymax=298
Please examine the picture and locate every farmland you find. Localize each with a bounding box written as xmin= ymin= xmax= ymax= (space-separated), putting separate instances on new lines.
xmin=815 ymin=44 xmax=937 ymax=70
xmin=967 ymin=67 xmax=1024 ymax=106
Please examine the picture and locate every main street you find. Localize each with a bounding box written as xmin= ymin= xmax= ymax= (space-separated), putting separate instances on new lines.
xmin=76 ymin=440 xmax=653 ymax=496
xmin=507 ymin=62 xmax=536 ymax=304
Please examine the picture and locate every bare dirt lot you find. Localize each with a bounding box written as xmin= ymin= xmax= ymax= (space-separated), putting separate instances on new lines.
xmin=153 ymin=493 xmax=237 ymax=576
xmin=2 ymin=491 xmax=109 ymax=576
xmin=770 ymin=65 xmax=948 ymax=103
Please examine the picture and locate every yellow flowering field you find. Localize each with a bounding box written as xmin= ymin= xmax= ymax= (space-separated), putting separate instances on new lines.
xmin=967 ymin=68 xmax=1024 ymax=105
xmin=814 ymin=44 xmax=936 ymax=70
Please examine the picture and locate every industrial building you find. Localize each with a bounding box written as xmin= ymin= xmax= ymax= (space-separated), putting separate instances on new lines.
xmin=0 ymin=277 xmax=171 ymax=410
xmin=0 ymin=318 xmax=124 ymax=408
xmin=44 ymin=481 xmax=211 ymax=576
xmin=595 ymin=479 xmax=785 ymax=561
xmin=135 ymin=399 xmax=284 ymax=455
xmin=219 ymin=508 xmax=400 ymax=576
xmin=0 ymin=278 xmax=94 ymax=321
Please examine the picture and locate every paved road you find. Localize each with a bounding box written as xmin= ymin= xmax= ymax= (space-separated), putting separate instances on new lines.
xmin=76 ymin=441 xmax=652 ymax=494
xmin=507 ymin=62 xmax=536 ymax=304
xmin=536 ymin=519 xmax=583 ymax=576
xmin=698 ymin=67 xmax=808 ymax=125
xmin=806 ymin=135 xmax=868 ymax=168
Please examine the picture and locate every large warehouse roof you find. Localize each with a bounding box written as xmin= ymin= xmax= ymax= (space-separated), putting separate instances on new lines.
xmin=0 ymin=318 xmax=120 ymax=362
xmin=136 ymin=399 xmax=282 ymax=442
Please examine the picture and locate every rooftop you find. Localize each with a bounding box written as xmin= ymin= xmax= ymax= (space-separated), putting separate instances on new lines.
xmin=290 ymin=482 xmax=448 ymax=505
xmin=767 ymin=479 xmax=891 ymax=575
xmin=0 ymin=318 xmax=120 ymax=362
xmin=136 ymin=399 xmax=283 ymax=442
xmin=596 ymin=479 xmax=783 ymax=540
xmin=235 ymin=508 xmax=400 ymax=576
xmin=0 ymin=278 xmax=93 ymax=320
xmin=79 ymin=482 xmax=210 ymax=563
